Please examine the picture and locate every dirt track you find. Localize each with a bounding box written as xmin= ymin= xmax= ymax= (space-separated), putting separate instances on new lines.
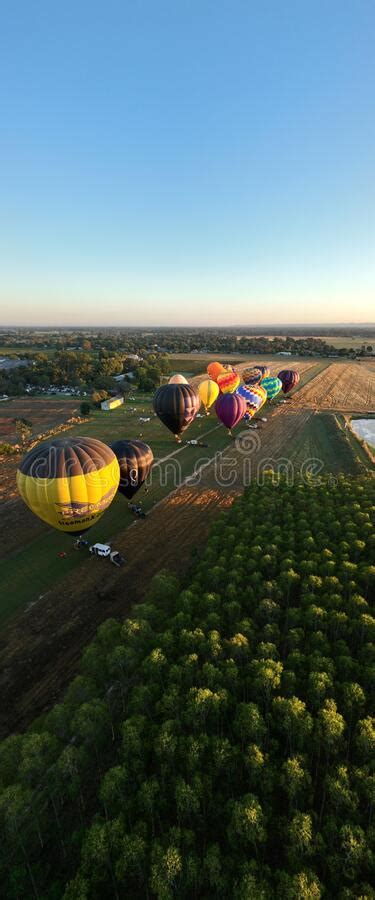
xmin=0 ymin=407 xmax=311 ymax=737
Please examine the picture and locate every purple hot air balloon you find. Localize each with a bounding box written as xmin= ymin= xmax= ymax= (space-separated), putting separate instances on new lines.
xmin=278 ymin=369 xmax=300 ymax=394
xmin=215 ymin=393 xmax=247 ymax=434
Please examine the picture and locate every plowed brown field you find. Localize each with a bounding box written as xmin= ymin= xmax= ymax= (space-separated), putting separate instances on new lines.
xmin=0 ymin=397 xmax=79 ymax=443
xmin=293 ymin=363 xmax=375 ymax=412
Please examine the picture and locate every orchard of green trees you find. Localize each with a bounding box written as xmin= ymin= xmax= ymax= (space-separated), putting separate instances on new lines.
xmin=0 ymin=474 xmax=374 ymax=898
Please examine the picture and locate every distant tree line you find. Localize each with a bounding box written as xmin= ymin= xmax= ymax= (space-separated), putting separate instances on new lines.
xmin=1 ymin=326 xmax=373 ymax=360
xmin=0 ymin=473 xmax=373 ymax=898
xmin=0 ymin=351 xmax=170 ymax=398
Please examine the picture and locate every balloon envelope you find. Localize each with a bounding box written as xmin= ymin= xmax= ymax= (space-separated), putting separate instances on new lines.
xmin=198 ymin=378 xmax=219 ymax=410
xmin=261 ymin=376 xmax=282 ymax=400
xmin=110 ymin=439 xmax=154 ymax=499
xmin=215 ymin=393 xmax=247 ymax=430
xmin=217 ymin=371 xmax=240 ymax=394
xmin=257 ymin=366 xmax=270 ymax=379
xmin=169 ymin=374 xmax=188 ymax=384
xmin=242 ymin=367 xmax=262 ymax=386
xmin=207 ymin=361 xmax=226 ymax=382
xmin=153 ymin=383 xmax=200 ymax=437
xmin=277 ymin=369 xmax=300 ymax=394
xmin=237 ymin=384 xmax=265 ymax=415
xmin=247 ymin=385 xmax=267 ymax=411
xmin=17 ymin=437 xmax=120 ymax=533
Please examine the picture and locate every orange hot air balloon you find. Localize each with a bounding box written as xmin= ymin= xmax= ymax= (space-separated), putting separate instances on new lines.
xmin=217 ymin=371 xmax=240 ymax=394
xmin=207 ymin=361 xmax=226 ymax=382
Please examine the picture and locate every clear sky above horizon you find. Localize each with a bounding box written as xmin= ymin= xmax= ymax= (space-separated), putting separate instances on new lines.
xmin=1 ymin=0 xmax=374 ymax=327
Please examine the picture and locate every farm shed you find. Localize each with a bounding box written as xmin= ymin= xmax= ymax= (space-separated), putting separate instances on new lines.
xmin=101 ymin=396 xmax=124 ymax=411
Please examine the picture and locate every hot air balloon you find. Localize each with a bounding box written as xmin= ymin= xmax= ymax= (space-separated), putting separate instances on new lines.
xmin=169 ymin=373 xmax=188 ymax=384
xmin=110 ymin=439 xmax=154 ymax=499
xmin=215 ymin=393 xmax=247 ymax=434
xmin=242 ymin=367 xmax=262 ymax=386
xmin=153 ymin=383 xmax=200 ymax=441
xmin=237 ymin=384 xmax=266 ymax=415
xmin=207 ymin=361 xmax=226 ymax=382
xmin=257 ymin=366 xmax=270 ymax=379
xmin=277 ymin=369 xmax=300 ymax=394
xmin=198 ymin=378 xmax=220 ymax=414
xmin=217 ymin=371 xmax=240 ymax=394
xmin=247 ymin=384 xmax=267 ymax=411
xmin=261 ymin=376 xmax=282 ymax=400
xmin=17 ymin=437 xmax=120 ymax=534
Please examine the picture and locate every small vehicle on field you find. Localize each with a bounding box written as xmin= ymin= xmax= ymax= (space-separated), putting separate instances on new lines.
xmin=89 ymin=543 xmax=126 ymax=566
xmin=128 ymin=503 xmax=146 ymax=518
xmin=110 ymin=550 xmax=125 ymax=567
xmin=89 ymin=542 xmax=111 ymax=558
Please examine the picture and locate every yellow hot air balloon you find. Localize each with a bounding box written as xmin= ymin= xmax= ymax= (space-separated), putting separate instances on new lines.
xmin=17 ymin=436 xmax=120 ymax=534
xmin=198 ymin=378 xmax=219 ymax=414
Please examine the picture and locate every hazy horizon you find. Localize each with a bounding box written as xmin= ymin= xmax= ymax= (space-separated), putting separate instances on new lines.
xmin=0 ymin=320 xmax=375 ymax=333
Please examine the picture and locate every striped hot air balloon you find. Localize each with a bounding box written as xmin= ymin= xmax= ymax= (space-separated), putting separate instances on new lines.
xmin=217 ymin=371 xmax=240 ymax=394
xmin=242 ymin=367 xmax=262 ymax=386
xmin=17 ymin=437 xmax=120 ymax=534
xmin=257 ymin=366 xmax=270 ymax=379
xmin=261 ymin=376 xmax=282 ymax=400
xmin=278 ymin=369 xmax=300 ymax=394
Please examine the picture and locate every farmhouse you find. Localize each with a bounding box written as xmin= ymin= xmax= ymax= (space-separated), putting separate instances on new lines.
xmin=101 ymin=396 xmax=124 ymax=411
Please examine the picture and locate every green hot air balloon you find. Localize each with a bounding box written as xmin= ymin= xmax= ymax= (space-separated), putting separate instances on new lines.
xmin=261 ymin=376 xmax=282 ymax=400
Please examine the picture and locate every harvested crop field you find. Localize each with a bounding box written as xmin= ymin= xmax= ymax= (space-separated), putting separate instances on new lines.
xmin=293 ymin=362 xmax=375 ymax=412
xmin=0 ymin=397 xmax=79 ymax=443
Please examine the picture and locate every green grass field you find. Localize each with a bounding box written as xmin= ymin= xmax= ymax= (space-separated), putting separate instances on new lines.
xmin=0 ymin=375 xmax=371 ymax=626
xmin=0 ymin=396 xmax=237 ymax=623
xmin=287 ymin=412 xmax=366 ymax=474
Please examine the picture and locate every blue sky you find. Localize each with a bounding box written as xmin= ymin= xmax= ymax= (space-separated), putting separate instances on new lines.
xmin=1 ymin=0 xmax=374 ymax=326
